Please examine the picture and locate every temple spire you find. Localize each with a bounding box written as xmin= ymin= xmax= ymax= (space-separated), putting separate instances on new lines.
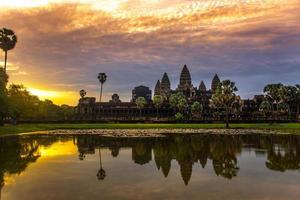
xmin=154 ymin=80 xmax=161 ymax=96
xmin=161 ymin=72 xmax=171 ymax=91
xmin=211 ymin=74 xmax=220 ymax=93
xmin=179 ymin=64 xmax=192 ymax=86
xmin=199 ymin=81 xmax=206 ymax=92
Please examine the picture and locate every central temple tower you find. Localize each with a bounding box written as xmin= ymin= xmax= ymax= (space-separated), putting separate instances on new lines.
xmin=180 ymin=65 xmax=192 ymax=86
xmin=176 ymin=64 xmax=195 ymax=98
xmin=211 ymin=74 xmax=221 ymax=93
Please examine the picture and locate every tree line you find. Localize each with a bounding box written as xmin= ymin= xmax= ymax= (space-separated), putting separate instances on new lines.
xmin=260 ymin=83 xmax=300 ymax=122
xmin=133 ymin=80 xmax=300 ymax=128
xmin=0 ymin=28 xmax=74 ymax=125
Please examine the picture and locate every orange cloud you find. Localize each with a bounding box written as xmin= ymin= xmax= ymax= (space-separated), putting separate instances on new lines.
xmin=0 ymin=0 xmax=299 ymax=105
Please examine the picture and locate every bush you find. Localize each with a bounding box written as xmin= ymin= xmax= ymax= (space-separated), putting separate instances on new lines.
xmin=175 ymin=112 xmax=184 ymax=121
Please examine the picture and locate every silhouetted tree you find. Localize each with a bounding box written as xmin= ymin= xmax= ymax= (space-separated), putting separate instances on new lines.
xmin=0 ymin=69 xmax=8 ymax=125
xmin=79 ymin=89 xmax=87 ymax=99
xmin=8 ymin=85 xmax=33 ymax=123
xmin=0 ymin=28 xmax=17 ymax=73
xmin=97 ymin=73 xmax=107 ymax=118
xmin=153 ymin=95 xmax=163 ymax=119
xmin=97 ymin=73 xmax=107 ymax=103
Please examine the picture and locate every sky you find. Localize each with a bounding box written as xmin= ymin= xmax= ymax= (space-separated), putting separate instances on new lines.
xmin=0 ymin=0 xmax=299 ymax=105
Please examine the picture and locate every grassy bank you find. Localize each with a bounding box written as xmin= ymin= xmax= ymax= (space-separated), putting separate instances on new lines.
xmin=0 ymin=123 xmax=300 ymax=136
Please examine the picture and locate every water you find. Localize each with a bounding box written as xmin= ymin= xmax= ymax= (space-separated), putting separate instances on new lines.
xmin=0 ymin=134 xmax=300 ymax=200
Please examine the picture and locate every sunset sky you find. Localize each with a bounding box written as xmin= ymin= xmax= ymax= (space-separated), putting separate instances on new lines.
xmin=0 ymin=0 xmax=299 ymax=105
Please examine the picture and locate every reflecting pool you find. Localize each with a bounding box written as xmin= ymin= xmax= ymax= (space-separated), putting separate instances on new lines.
xmin=0 ymin=134 xmax=300 ymax=200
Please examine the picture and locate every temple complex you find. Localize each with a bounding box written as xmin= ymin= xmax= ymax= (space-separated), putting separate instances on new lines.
xmin=76 ymin=64 xmax=267 ymax=121
xmin=154 ymin=64 xmax=220 ymax=106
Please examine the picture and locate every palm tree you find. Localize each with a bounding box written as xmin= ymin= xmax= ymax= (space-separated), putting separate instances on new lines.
xmin=211 ymin=80 xmax=238 ymax=128
xmin=0 ymin=28 xmax=17 ymax=73
xmin=136 ymin=97 xmax=147 ymax=118
xmin=177 ymin=98 xmax=187 ymax=113
xmin=169 ymin=92 xmax=186 ymax=115
xmin=153 ymin=95 xmax=163 ymax=119
xmin=97 ymin=73 xmax=107 ymax=117
xmin=79 ymin=89 xmax=86 ymax=99
xmin=97 ymin=148 xmax=106 ymax=180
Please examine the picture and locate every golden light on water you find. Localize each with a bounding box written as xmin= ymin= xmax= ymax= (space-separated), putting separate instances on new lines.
xmin=38 ymin=141 xmax=77 ymax=158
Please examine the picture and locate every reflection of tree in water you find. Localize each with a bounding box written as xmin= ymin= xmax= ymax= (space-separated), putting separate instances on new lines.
xmin=109 ymin=146 xmax=120 ymax=157
xmin=75 ymin=134 xmax=300 ymax=186
xmin=209 ymin=135 xmax=241 ymax=179
xmin=76 ymin=136 xmax=96 ymax=161
xmin=264 ymin=136 xmax=300 ymax=172
xmin=97 ymin=148 xmax=106 ymax=180
xmin=0 ymin=135 xmax=60 ymax=199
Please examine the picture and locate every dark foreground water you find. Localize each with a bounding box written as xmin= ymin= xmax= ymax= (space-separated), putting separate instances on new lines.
xmin=0 ymin=134 xmax=300 ymax=200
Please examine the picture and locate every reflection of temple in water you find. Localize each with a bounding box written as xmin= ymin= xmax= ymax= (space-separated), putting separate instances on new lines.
xmin=75 ymin=134 xmax=300 ymax=185
xmin=0 ymin=134 xmax=299 ymax=196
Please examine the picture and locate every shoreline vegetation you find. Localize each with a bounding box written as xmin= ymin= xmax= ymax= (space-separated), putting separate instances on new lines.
xmin=1 ymin=123 xmax=300 ymax=136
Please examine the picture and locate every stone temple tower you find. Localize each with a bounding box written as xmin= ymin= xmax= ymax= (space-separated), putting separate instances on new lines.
xmin=154 ymin=80 xmax=161 ymax=96
xmin=211 ymin=74 xmax=220 ymax=93
xmin=161 ymin=73 xmax=171 ymax=91
xmin=177 ymin=64 xmax=192 ymax=90
xmin=199 ymin=81 xmax=207 ymax=93
xmin=160 ymin=72 xmax=171 ymax=100
xmin=177 ymin=65 xmax=196 ymax=98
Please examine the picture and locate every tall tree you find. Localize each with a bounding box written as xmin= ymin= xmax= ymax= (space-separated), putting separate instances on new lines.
xmin=264 ymin=84 xmax=283 ymax=110
xmin=0 ymin=68 xmax=8 ymax=125
xmin=259 ymin=100 xmax=272 ymax=122
xmin=278 ymin=85 xmax=297 ymax=119
xmin=0 ymin=28 xmax=17 ymax=73
xmin=169 ymin=92 xmax=186 ymax=114
xmin=97 ymin=73 xmax=107 ymax=117
xmin=211 ymin=80 xmax=238 ymax=128
xmin=136 ymin=97 xmax=147 ymax=117
xmin=153 ymin=95 xmax=163 ymax=119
